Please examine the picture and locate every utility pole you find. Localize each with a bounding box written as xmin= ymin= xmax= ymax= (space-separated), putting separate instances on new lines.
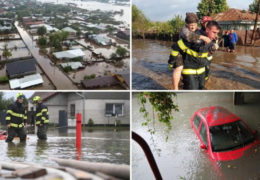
xmin=251 ymin=0 xmax=260 ymax=45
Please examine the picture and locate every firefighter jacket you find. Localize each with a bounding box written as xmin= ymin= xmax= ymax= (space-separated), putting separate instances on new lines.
xmin=35 ymin=103 xmax=49 ymax=126
xmin=168 ymin=38 xmax=214 ymax=75
xmin=5 ymin=101 xmax=27 ymax=128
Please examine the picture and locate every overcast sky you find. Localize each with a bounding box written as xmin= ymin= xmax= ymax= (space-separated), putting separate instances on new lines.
xmin=133 ymin=0 xmax=253 ymax=21
xmin=4 ymin=91 xmax=34 ymax=100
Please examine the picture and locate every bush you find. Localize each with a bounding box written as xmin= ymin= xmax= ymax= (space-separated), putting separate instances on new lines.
xmin=39 ymin=48 xmax=47 ymax=54
xmin=88 ymin=118 xmax=94 ymax=126
xmin=116 ymin=47 xmax=127 ymax=57
xmin=84 ymin=74 xmax=96 ymax=80
xmin=38 ymin=36 xmax=47 ymax=47
xmin=0 ymin=76 xmax=8 ymax=83
xmin=63 ymin=66 xmax=72 ymax=73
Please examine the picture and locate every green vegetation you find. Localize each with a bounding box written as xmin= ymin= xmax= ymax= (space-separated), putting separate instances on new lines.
xmin=84 ymin=74 xmax=96 ymax=80
xmin=49 ymin=31 xmax=69 ymax=51
xmin=63 ymin=66 xmax=72 ymax=73
xmin=116 ymin=46 xmax=127 ymax=57
xmin=132 ymin=5 xmax=185 ymax=40
xmin=0 ymin=76 xmax=8 ymax=84
xmin=0 ymin=92 xmax=14 ymax=110
xmin=197 ymin=0 xmax=229 ymax=18
xmin=87 ymin=118 xmax=94 ymax=126
xmin=2 ymin=44 xmax=12 ymax=59
xmin=137 ymin=92 xmax=179 ymax=141
xmin=38 ymin=36 xmax=47 ymax=47
xmin=37 ymin=26 xmax=47 ymax=36
xmin=249 ymin=0 xmax=260 ymax=13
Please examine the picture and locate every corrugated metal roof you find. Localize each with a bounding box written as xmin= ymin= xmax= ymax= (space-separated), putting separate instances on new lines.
xmin=212 ymin=8 xmax=260 ymax=22
xmin=53 ymin=49 xmax=85 ymax=59
xmin=6 ymin=59 xmax=36 ymax=78
xmin=62 ymin=27 xmax=77 ymax=33
xmin=9 ymin=73 xmax=43 ymax=89
xmin=61 ymin=62 xmax=83 ymax=70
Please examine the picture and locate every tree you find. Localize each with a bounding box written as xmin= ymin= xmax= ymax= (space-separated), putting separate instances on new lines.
xmin=169 ymin=15 xmax=185 ymax=34
xmin=2 ymin=44 xmax=12 ymax=59
xmin=116 ymin=47 xmax=127 ymax=57
xmin=197 ymin=0 xmax=229 ymax=18
xmin=0 ymin=92 xmax=14 ymax=110
xmin=38 ymin=36 xmax=47 ymax=46
xmin=37 ymin=26 xmax=47 ymax=36
xmin=132 ymin=5 xmax=150 ymax=38
xmin=249 ymin=0 xmax=260 ymax=13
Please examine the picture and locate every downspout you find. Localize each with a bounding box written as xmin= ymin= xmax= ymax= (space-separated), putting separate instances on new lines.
xmin=75 ymin=92 xmax=85 ymax=126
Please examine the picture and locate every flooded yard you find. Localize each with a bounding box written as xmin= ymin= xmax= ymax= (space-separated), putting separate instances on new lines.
xmin=132 ymin=39 xmax=260 ymax=90
xmin=0 ymin=128 xmax=130 ymax=166
xmin=0 ymin=40 xmax=31 ymax=59
xmin=132 ymin=92 xmax=260 ymax=179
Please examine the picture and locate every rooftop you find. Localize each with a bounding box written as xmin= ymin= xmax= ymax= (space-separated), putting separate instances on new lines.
xmin=212 ymin=8 xmax=260 ymax=22
xmin=53 ymin=49 xmax=85 ymax=59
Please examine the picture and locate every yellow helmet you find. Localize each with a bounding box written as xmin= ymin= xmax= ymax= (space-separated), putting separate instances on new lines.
xmin=33 ymin=96 xmax=41 ymax=103
xmin=17 ymin=92 xmax=26 ymax=99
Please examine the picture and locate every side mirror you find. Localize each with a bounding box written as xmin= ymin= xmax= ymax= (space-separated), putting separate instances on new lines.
xmin=200 ymin=144 xmax=207 ymax=149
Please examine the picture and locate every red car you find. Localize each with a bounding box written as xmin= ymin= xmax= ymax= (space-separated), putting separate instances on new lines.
xmin=191 ymin=106 xmax=259 ymax=161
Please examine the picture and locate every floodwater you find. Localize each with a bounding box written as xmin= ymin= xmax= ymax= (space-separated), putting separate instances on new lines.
xmin=0 ymin=128 xmax=130 ymax=165
xmin=0 ymin=40 xmax=30 ymax=59
xmin=132 ymin=39 xmax=260 ymax=90
xmin=15 ymin=22 xmax=77 ymax=89
xmin=132 ymin=92 xmax=260 ymax=180
xmin=36 ymin=0 xmax=130 ymax=24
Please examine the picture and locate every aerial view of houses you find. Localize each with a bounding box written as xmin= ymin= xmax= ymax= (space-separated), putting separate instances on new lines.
xmin=0 ymin=0 xmax=130 ymax=90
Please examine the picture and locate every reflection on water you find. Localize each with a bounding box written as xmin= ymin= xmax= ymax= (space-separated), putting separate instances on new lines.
xmin=132 ymin=39 xmax=260 ymax=90
xmin=132 ymin=92 xmax=260 ymax=179
xmin=0 ymin=129 xmax=129 ymax=165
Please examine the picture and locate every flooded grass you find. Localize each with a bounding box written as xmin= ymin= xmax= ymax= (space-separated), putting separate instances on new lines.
xmin=132 ymin=92 xmax=260 ymax=179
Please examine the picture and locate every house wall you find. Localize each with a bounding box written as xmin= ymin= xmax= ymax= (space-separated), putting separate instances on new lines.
xmin=67 ymin=99 xmax=130 ymax=126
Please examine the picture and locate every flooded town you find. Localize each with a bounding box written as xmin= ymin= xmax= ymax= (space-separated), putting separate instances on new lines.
xmin=0 ymin=0 xmax=130 ymax=90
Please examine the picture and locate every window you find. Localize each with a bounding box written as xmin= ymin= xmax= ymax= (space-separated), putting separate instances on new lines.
xmin=200 ymin=123 xmax=208 ymax=147
xmin=105 ymin=103 xmax=124 ymax=116
xmin=193 ymin=115 xmax=201 ymax=130
xmin=70 ymin=104 xmax=75 ymax=118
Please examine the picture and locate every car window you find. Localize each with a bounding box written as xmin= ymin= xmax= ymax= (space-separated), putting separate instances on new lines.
xmin=200 ymin=123 xmax=208 ymax=146
xmin=193 ymin=115 xmax=201 ymax=130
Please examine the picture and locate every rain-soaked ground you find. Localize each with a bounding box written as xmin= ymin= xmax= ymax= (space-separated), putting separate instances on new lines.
xmin=132 ymin=92 xmax=260 ymax=179
xmin=132 ymin=39 xmax=260 ymax=90
xmin=0 ymin=128 xmax=130 ymax=166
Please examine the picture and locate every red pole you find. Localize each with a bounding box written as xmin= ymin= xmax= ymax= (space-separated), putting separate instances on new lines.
xmin=76 ymin=113 xmax=82 ymax=148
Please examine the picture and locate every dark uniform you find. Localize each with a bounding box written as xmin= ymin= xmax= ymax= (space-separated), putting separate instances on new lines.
xmin=5 ymin=101 xmax=27 ymax=142
xmin=168 ymin=38 xmax=214 ymax=89
xmin=36 ymin=103 xmax=49 ymax=140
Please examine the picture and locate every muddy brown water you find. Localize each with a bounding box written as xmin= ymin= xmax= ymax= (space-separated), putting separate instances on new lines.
xmin=0 ymin=128 xmax=129 ymax=165
xmin=132 ymin=92 xmax=260 ymax=180
xmin=132 ymin=39 xmax=260 ymax=90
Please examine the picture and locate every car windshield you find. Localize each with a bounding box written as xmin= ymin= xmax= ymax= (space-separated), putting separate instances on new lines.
xmin=210 ymin=120 xmax=255 ymax=152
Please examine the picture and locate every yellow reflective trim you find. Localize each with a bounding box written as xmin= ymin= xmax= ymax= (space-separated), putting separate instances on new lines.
xmin=47 ymin=112 xmax=49 ymax=115
xmin=6 ymin=117 xmax=11 ymax=120
xmin=44 ymin=120 xmax=49 ymax=123
xmin=177 ymin=39 xmax=208 ymax=58
xmin=36 ymin=121 xmax=41 ymax=125
xmin=7 ymin=110 xmax=24 ymax=118
xmin=24 ymin=116 xmax=27 ymax=119
xmin=207 ymin=56 xmax=213 ymax=61
xmin=36 ymin=113 xmax=42 ymax=116
xmin=41 ymin=108 xmax=47 ymax=113
xmin=41 ymin=116 xmax=46 ymax=120
xmin=10 ymin=123 xmax=24 ymax=128
xmin=182 ymin=67 xmax=206 ymax=75
xmin=171 ymin=50 xmax=179 ymax=56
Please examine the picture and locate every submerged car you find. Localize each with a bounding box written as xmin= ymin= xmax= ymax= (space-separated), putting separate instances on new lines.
xmin=191 ymin=106 xmax=259 ymax=161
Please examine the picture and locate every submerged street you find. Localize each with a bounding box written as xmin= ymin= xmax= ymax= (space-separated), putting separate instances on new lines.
xmin=132 ymin=39 xmax=260 ymax=90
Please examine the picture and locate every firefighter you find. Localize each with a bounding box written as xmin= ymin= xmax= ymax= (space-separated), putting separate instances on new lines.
xmin=33 ymin=96 xmax=49 ymax=140
xmin=168 ymin=21 xmax=220 ymax=89
xmin=5 ymin=92 xmax=27 ymax=143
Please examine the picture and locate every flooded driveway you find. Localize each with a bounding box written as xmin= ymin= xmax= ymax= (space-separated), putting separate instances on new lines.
xmin=132 ymin=92 xmax=260 ymax=179
xmin=0 ymin=128 xmax=129 ymax=166
xmin=132 ymin=39 xmax=260 ymax=90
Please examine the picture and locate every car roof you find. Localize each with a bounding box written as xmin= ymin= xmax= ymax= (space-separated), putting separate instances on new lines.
xmin=196 ymin=106 xmax=240 ymax=127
